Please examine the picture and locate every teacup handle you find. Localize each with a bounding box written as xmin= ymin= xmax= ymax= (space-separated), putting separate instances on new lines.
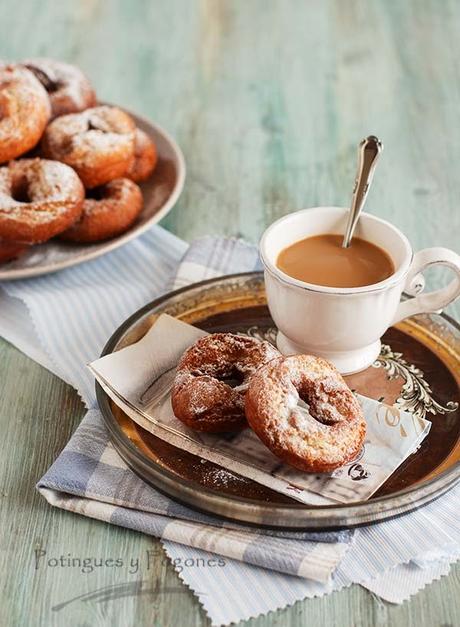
xmin=392 ymin=247 xmax=460 ymax=325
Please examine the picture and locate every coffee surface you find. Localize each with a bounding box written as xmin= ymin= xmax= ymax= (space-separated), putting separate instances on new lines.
xmin=277 ymin=233 xmax=395 ymax=288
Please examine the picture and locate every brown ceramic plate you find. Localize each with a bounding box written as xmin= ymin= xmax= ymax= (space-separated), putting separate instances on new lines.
xmin=97 ymin=273 xmax=460 ymax=529
xmin=0 ymin=107 xmax=185 ymax=280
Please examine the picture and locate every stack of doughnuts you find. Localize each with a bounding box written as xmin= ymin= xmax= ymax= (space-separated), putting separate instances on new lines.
xmin=0 ymin=58 xmax=158 ymax=262
xmin=172 ymin=333 xmax=367 ymax=473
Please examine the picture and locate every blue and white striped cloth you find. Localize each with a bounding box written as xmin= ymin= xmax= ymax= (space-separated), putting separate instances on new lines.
xmin=1 ymin=227 xmax=459 ymax=626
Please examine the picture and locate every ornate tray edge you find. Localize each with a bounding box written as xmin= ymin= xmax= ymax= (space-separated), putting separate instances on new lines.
xmin=96 ymin=272 xmax=460 ymax=529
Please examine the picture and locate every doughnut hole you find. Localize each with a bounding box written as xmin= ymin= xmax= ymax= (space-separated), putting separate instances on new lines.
xmin=25 ymin=66 xmax=60 ymax=93
xmin=10 ymin=175 xmax=31 ymax=203
xmin=296 ymin=377 xmax=350 ymax=425
xmin=191 ymin=365 xmax=246 ymax=390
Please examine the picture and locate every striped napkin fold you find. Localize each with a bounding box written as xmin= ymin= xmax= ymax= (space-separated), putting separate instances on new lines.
xmin=38 ymin=409 xmax=350 ymax=582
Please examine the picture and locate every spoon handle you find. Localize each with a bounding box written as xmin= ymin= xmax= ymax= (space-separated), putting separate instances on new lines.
xmin=342 ymin=135 xmax=383 ymax=248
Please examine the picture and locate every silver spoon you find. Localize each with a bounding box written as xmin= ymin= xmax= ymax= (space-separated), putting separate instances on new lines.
xmin=342 ymin=135 xmax=383 ymax=248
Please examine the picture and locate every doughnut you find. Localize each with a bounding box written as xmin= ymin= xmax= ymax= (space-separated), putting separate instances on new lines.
xmin=0 ymin=158 xmax=84 ymax=244
xmin=172 ymin=333 xmax=281 ymax=433
xmin=0 ymin=240 xmax=28 ymax=263
xmin=245 ymin=355 xmax=366 ymax=473
xmin=0 ymin=65 xmax=51 ymax=164
xmin=60 ymin=177 xmax=143 ymax=243
xmin=126 ymin=129 xmax=158 ymax=183
xmin=23 ymin=58 xmax=96 ymax=119
xmin=41 ymin=105 xmax=136 ymax=188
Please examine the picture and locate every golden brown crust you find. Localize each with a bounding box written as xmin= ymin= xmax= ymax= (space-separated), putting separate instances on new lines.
xmin=60 ymin=178 xmax=143 ymax=243
xmin=23 ymin=58 xmax=96 ymax=118
xmin=41 ymin=105 xmax=135 ymax=188
xmin=0 ymin=240 xmax=28 ymax=263
xmin=0 ymin=65 xmax=51 ymax=164
xmin=0 ymin=158 xmax=84 ymax=243
xmin=245 ymin=355 xmax=367 ymax=473
xmin=172 ymin=333 xmax=281 ymax=433
xmin=127 ymin=129 xmax=158 ymax=183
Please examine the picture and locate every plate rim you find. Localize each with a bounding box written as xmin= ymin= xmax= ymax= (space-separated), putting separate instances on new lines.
xmin=0 ymin=108 xmax=186 ymax=281
xmin=96 ymin=271 xmax=460 ymax=529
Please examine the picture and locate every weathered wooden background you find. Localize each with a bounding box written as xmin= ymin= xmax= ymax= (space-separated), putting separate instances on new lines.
xmin=1 ymin=1 xmax=459 ymax=625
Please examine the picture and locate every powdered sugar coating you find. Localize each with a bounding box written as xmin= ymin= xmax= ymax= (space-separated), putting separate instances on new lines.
xmin=0 ymin=65 xmax=51 ymax=163
xmin=201 ymin=466 xmax=247 ymax=489
xmin=0 ymin=158 xmax=84 ymax=243
xmin=41 ymin=105 xmax=135 ymax=188
xmin=172 ymin=333 xmax=281 ymax=433
xmin=245 ymin=355 xmax=366 ymax=473
xmin=24 ymin=58 xmax=96 ymax=118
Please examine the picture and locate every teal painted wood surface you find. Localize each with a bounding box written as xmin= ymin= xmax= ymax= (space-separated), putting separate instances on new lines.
xmin=1 ymin=1 xmax=460 ymax=625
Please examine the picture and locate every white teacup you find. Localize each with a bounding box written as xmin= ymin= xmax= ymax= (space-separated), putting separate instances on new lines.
xmin=260 ymin=206 xmax=460 ymax=374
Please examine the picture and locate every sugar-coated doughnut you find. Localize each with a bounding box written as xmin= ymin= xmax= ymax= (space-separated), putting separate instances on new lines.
xmin=23 ymin=58 xmax=96 ymax=118
xmin=60 ymin=178 xmax=143 ymax=243
xmin=172 ymin=333 xmax=281 ymax=433
xmin=0 ymin=65 xmax=51 ymax=164
xmin=0 ymin=158 xmax=84 ymax=243
xmin=127 ymin=129 xmax=158 ymax=183
xmin=245 ymin=355 xmax=366 ymax=472
xmin=41 ymin=105 xmax=135 ymax=188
